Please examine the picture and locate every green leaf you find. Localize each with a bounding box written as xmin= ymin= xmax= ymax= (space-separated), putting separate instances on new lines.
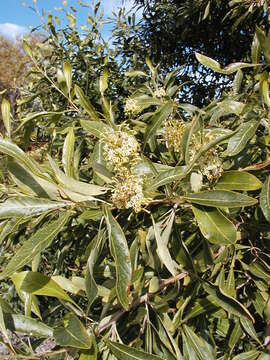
xmin=107 ymin=341 xmax=163 ymax=360
xmin=80 ymin=120 xmax=111 ymax=139
xmin=85 ymin=231 xmax=105 ymax=309
xmin=0 ymin=212 xmax=70 ymax=279
xmin=11 ymin=271 xmax=74 ymax=304
xmin=4 ymin=313 xmax=53 ymax=338
xmin=192 ymin=206 xmax=237 ymax=245
xmin=0 ymin=216 xmax=26 ymax=245
xmin=100 ymin=68 xmax=108 ymax=95
xmin=23 ymin=39 xmax=32 ymax=57
xmin=232 ymin=350 xmax=260 ymax=360
xmin=148 ymin=166 xmax=187 ymax=189
xmin=144 ymin=101 xmax=174 ymax=144
xmin=74 ymin=85 xmax=99 ymax=121
xmin=1 ymin=98 xmax=11 ymax=137
xmin=0 ymin=138 xmax=46 ymax=179
xmin=8 ymin=161 xmax=60 ymax=200
xmin=240 ymin=318 xmax=261 ymax=345
xmin=54 ymin=313 xmax=92 ymax=349
xmin=184 ymin=190 xmax=257 ymax=208
xmin=63 ymin=61 xmax=72 ymax=92
xmin=49 ymin=155 xmax=106 ymax=196
xmin=62 ymin=127 xmax=75 ymax=177
xmin=216 ymin=171 xmax=262 ymax=191
xmin=104 ymin=207 xmax=132 ymax=310
xmin=0 ymin=197 xmax=69 ymax=219
xmin=183 ymin=325 xmax=215 ymax=360
xmin=203 ymin=282 xmax=254 ymax=322
xmin=195 ymin=53 xmax=258 ymax=75
xmin=152 ymin=213 xmax=178 ymax=276
xmin=15 ymin=111 xmax=63 ymax=132
xmin=260 ymin=176 xmax=270 ymax=222
xmin=223 ymin=121 xmax=259 ymax=157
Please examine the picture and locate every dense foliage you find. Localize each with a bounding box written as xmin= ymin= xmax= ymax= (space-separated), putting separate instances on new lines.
xmin=128 ymin=0 xmax=270 ymax=104
xmin=1 ymin=1 xmax=270 ymax=359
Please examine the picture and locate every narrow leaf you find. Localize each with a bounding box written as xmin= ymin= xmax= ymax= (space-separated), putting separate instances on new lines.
xmin=0 ymin=212 xmax=70 ymax=279
xmin=63 ymin=127 xmax=75 ymax=177
xmin=195 ymin=53 xmax=258 ymax=75
xmin=104 ymin=207 xmax=132 ymax=310
xmin=107 ymin=341 xmax=163 ymax=360
xmin=260 ymin=176 xmax=270 ymax=222
xmin=1 ymin=98 xmax=11 ymax=137
xmin=203 ymin=282 xmax=254 ymax=322
xmin=184 ymin=190 xmax=257 ymax=208
xmin=74 ymin=85 xmax=99 ymax=121
xmin=144 ymin=101 xmax=174 ymax=144
xmin=80 ymin=120 xmax=111 ymax=139
xmin=63 ymin=61 xmax=72 ymax=92
xmin=0 ymin=197 xmax=69 ymax=220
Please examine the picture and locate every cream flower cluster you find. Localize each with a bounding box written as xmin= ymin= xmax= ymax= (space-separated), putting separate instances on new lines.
xmin=189 ymin=134 xmax=223 ymax=182
xmin=103 ymin=130 xmax=140 ymax=172
xmin=103 ymin=128 xmax=147 ymax=212
xmin=111 ymin=175 xmax=146 ymax=213
xmin=153 ymin=87 xmax=166 ymax=98
xmin=162 ymin=119 xmax=223 ymax=182
xmin=163 ymin=117 xmax=186 ymax=153
xmin=124 ymin=98 xmax=139 ymax=115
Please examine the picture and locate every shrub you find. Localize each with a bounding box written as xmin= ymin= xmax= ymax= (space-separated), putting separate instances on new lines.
xmin=0 ymin=2 xmax=270 ymax=359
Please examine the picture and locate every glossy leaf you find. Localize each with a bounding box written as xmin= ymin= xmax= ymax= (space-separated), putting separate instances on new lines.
xmin=62 ymin=127 xmax=75 ymax=177
xmin=148 ymin=166 xmax=187 ymax=188
xmin=4 ymin=313 xmax=53 ymax=338
xmin=144 ymin=101 xmax=174 ymax=144
xmin=107 ymin=341 xmax=163 ymax=360
xmin=0 ymin=197 xmax=69 ymax=219
xmin=216 ymin=171 xmax=262 ymax=191
xmin=192 ymin=206 xmax=237 ymax=245
xmin=260 ymin=176 xmax=270 ymax=222
xmin=74 ymin=85 xmax=99 ymax=121
xmin=184 ymin=190 xmax=257 ymax=208
xmin=100 ymin=68 xmax=108 ymax=95
xmin=11 ymin=271 xmax=74 ymax=304
xmin=152 ymin=213 xmax=178 ymax=276
xmin=203 ymin=282 xmax=254 ymax=322
xmin=63 ymin=61 xmax=72 ymax=92
xmin=80 ymin=120 xmax=111 ymax=139
xmin=223 ymin=121 xmax=259 ymax=157
xmin=183 ymin=325 xmax=215 ymax=360
xmin=0 ymin=138 xmax=45 ymax=179
xmin=54 ymin=313 xmax=92 ymax=349
xmin=85 ymin=231 xmax=105 ymax=309
xmin=104 ymin=207 xmax=132 ymax=310
xmin=49 ymin=155 xmax=106 ymax=196
xmin=195 ymin=53 xmax=258 ymax=75
xmin=0 ymin=212 xmax=70 ymax=279
xmin=1 ymin=98 xmax=11 ymax=137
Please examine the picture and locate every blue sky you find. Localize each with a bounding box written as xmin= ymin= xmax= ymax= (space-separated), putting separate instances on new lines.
xmin=0 ymin=0 xmax=138 ymax=40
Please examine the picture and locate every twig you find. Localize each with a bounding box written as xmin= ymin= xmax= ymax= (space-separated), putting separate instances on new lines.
xmin=95 ymin=272 xmax=188 ymax=336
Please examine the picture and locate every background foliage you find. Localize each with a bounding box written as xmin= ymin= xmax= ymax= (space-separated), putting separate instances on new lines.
xmin=0 ymin=0 xmax=270 ymax=359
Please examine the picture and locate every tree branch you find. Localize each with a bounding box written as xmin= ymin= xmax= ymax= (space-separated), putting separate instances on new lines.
xmin=95 ymin=272 xmax=188 ymax=336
